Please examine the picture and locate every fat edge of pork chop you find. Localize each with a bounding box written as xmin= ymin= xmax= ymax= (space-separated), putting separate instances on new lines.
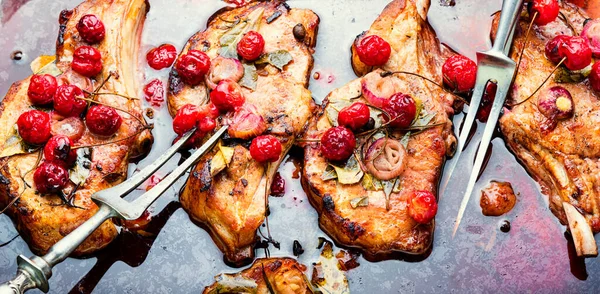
xmin=0 ymin=0 xmax=152 ymax=256
xmin=302 ymin=0 xmax=456 ymax=258
xmin=167 ymin=1 xmax=319 ymax=266
xmin=498 ymin=3 xmax=600 ymax=233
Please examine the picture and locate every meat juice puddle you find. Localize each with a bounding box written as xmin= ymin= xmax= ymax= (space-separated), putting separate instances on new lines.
xmin=0 ymin=0 xmax=599 ymax=293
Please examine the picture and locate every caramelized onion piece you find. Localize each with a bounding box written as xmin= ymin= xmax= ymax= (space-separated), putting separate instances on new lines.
xmin=51 ymin=117 xmax=86 ymax=142
xmin=227 ymin=104 xmax=267 ymax=140
xmin=206 ymin=56 xmax=244 ymax=90
xmin=582 ymin=19 xmax=600 ymax=57
xmin=364 ymin=138 xmax=407 ymax=180
xmin=361 ymin=72 xmax=398 ymax=108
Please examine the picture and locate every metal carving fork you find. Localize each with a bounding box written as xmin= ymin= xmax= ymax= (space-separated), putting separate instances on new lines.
xmin=0 ymin=126 xmax=228 ymax=293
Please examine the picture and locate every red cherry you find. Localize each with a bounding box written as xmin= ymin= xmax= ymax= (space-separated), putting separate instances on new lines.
xmin=442 ymin=55 xmax=477 ymax=93
xmin=545 ymin=35 xmax=570 ymax=64
xmin=237 ymin=31 xmax=265 ymax=61
xmin=51 ymin=117 xmax=86 ymax=142
xmin=44 ymin=135 xmax=76 ymax=166
xmin=27 ymin=74 xmax=57 ymax=105
xmin=338 ymin=102 xmax=370 ymax=130
xmin=355 ymin=35 xmax=391 ymax=66
xmin=76 ymin=14 xmax=105 ymax=44
xmin=270 ymin=172 xmax=285 ymax=197
xmin=172 ymin=104 xmax=199 ymax=135
xmin=250 ymin=135 xmax=282 ymax=163
xmin=408 ymin=190 xmax=438 ymax=224
xmin=85 ymin=105 xmax=122 ymax=136
xmin=17 ymin=110 xmax=51 ymax=145
xmin=528 ymin=0 xmax=559 ymax=26
xmin=72 ymin=46 xmax=103 ymax=77
xmin=146 ymin=44 xmax=177 ymax=70
xmin=143 ymin=79 xmax=165 ymax=107
xmin=197 ymin=116 xmax=216 ymax=133
xmin=33 ymin=161 xmax=69 ymax=194
xmin=320 ymin=126 xmax=356 ymax=162
xmin=559 ymin=36 xmax=592 ymax=71
xmin=175 ymin=50 xmax=211 ymax=86
xmin=590 ymin=61 xmax=600 ymax=92
xmin=383 ymin=93 xmax=417 ymax=129
xmin=210 ymin=79 xmax=245 ymax=112
xmin=54 ymin=84 xmax=87 ymax=117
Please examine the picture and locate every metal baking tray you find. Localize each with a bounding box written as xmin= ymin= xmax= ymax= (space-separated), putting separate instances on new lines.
xmin=0 ymin=0 xmax=599 ymax=292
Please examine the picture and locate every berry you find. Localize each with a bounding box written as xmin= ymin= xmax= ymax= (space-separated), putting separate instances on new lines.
xmin=210 ymin=79 xmax=245 ymax=112
xmin=27 ymin=74 xmax=57 ymax=105
xmin=355 ymin=35 xmax=391 ymax=66
xmin=172 ymin=104 xmax=199 ymax=135
xmin=54 ymin=84 xmax=87 ymax=117
xmin=442 ymin=55 xmax=477 ymax=93
xmin=545 ymin=35 xmax=570 ymax=64
xmin=383 ymin=93 xmax=417 ymax=129
xmin=17 ymin=110 xmax=51 ymax=145
xmin=85 ymin=105 xmax=122 ymax=136
xmin=72 ymin=46 xmax=103 ymax=77
xmin=250 ymin=135 xmax=282 ymax=163
xmin=197 ymin=116 xmax=216 ymax=133
xmin=338 ymin=102 xmax=370 ymax=130
xmin=590 ymin=61 xmax=600 ymax=92
xmin=408 ymin=190 xmax=438 ymax=224
xmin=237 ymin=31 xmax=265 ymax=61
xmin=560 ymin=36 xmax=593 ymax=71
xmin=33 ymin=161 xmax=69 ymax=194
xmin=44 ymin=135 xmax=75 ymax=166
xmin=76 ymin=14 xmax=105 ymax=44
xmin=143 ymin=79 xmax=165 ymax=107
xmin=528 ymin=0 xmax=559 ymax=26
xmin=320 ymin=126 xmax=356 ymax=162
xmin=146 ymin=44 xmax=177 ymax=70
xmin=175 ymin=50 xmax=211 ymax=86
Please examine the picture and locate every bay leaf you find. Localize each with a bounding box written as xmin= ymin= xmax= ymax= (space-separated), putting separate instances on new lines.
xmin=331 ymin=156 xmax=363 ymax=185
xmin=554 ymin=64 xmax=592 ymax=83
xmin=239 ymin=63 xmax=258 ymax=90
xmin=256 ymin=50 xmax=293 ymax=70
xmin=350 ymin=196 xmax=369 ymax=208
xmin=321 ymin=165 xmax=337 ymax=181
xmin=400 ymin=132 xmax=411 ymax=148
xmin=361 ymin=172 xmax=383 ymax=191
xmin=30 ymin=55 xmax=62 ymax=76
xmin=218 ymin=8 xmax=264 ymax=59
xmin=210 ymin=141 xmax=235 ymax=176
xmin=0 ymin=127 xmax=37 ymax=158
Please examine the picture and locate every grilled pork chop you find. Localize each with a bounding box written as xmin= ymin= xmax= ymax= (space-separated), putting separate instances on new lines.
xmin=203 ymin=258 xmax=312 ymax=293
xmin=0 ymin=0 xmax=152 ymax=256
xmin=302 ymin=0 xmax=455 ymax=257
xmin=167 ymin=1 xmax=319 ymax=265
xmin=498 ymin=3 xmax=600 ymax=253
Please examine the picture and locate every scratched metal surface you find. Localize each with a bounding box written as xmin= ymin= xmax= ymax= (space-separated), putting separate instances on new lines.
xmin=0 ymin=0 xmax=599 ymax=293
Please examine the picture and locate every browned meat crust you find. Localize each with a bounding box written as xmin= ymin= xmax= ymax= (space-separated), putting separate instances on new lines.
xmin=498 ymin=3 xmax=600 ymax=231
xmin=167 ymin=1 xmax=319 ymax=266
xmin=302 ymin=0 xmax=455 ymax=257
xmin=0 ymin=0 xmax=152 ymax=256
xmin=203 ymin=258 xmax=312 ymax=293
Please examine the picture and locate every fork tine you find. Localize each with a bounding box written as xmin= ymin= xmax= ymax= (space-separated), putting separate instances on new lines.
xmin=92 ymin=128 xmax=195 ymax=201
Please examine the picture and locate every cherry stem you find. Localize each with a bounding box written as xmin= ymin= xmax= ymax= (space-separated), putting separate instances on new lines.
xmin=72 ymin=125 xmax=153 ymax=150
xmin=558 ymin=12 xmax=577 ymax=35
xmin=83 ymin=90 xmax=139 ymax=101
xmin=508 ymin=57 xmax=566 ymax=107
xmin=513 ymin=12 xmax=537 ymax=85
xmin=381 ymin=71 xmax=469 ymax=105
xmin=76 ymin=96 xmax=148 ymax=127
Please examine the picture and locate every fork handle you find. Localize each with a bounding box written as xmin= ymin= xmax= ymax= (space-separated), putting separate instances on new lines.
xmin=492 ymin=0 xmax=524 ymax=53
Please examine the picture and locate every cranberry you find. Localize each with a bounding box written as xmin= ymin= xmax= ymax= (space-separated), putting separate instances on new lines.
xmin=210 ymin=79 xmax=245 ymax=112
xmin=237 ymin=31 xmax=265 ymax=61
xmin=442 ymin=55 xmax=477 ymax=93
xmin=33 ymin=161 xmax=69 ymax=194
xmin=198 ymin=103 xmax=220 ymax=119
xmin=146 ymin=44 xmax=177 ymax=70
xmin=54 ymin=84 xmax=87 ymax=117
xmin=27 ymin=74 xmax=57 ymax=105
xmin=270 ymin=172 xmax=285 ymax=197
xmin=355 ymin=35 xmax=391 ymax=66
xmin=51 ymin=117 xmax=86 ymax=142
xmin=249 ymin=135 xmax=282 ymax=163
xmin=143 ymin=79 xmax=165 ymax=107
xmin=560 ymin=36 xmax=593 ymax=71
xmin=590 ymin=61 xmax=600 ymax=92
xmin=175 ymin=50 xmax=211 ymax=86
xmin=545 ymin=35 xmax=570 ymax=64
xmin=85 ymin=105 xmax=122 ymax=136
xmin=528 ymin=0 xmax=559 ymax=26
xmin=338 ymin=102 xmax=370 ymax=131
xmin=408 ymin=190 xmax=438 ymax=224
xmin=17 ymin=110 xmax=51 ymax=145
xmin=44 ymin=135 xmax=76 ymax=166
xmin=172 ymin=104 xmax=199 ymax=135
xmin=383 ymin=93 xmax=417 ymax=129
xmin=320 ymin=126 xmax=356 ymax=162
xmin=197 ymin=116 xmax=216 ymax=133
xmin=72 ymin=46 xmax=103 ymax=77
xmin=76 ymin=14 xmax=105 ymax=44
